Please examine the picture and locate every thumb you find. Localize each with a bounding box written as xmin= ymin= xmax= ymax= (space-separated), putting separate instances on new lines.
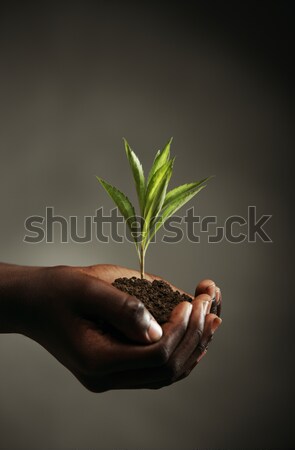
xmin=84 ymin=278 xmax=163 ymax=344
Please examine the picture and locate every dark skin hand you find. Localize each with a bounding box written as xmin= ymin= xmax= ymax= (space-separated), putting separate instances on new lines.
xmin=0 ymin=263 xmax=222 ymax=392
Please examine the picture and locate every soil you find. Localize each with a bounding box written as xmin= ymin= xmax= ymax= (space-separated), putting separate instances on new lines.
xmin=112 ymin=276 xmax=217 ymax=324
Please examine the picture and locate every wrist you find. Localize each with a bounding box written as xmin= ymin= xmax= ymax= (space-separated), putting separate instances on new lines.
xmin=0 ymin=263 xmax=41 ymax=334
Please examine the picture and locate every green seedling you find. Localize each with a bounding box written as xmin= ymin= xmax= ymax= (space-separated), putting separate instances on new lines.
xmin=97 ymin=138 xmax=211 ymax=279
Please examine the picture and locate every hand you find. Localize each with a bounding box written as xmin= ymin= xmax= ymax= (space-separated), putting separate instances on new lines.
xmin=0 ymin=263 xmax=222 ymax=392
xmin=81 ymin=264 xmax=222 ymax=371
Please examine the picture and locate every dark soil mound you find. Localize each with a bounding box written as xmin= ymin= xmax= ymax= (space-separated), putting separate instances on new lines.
xmin=112 ymin=276 xmax=216 ymax=324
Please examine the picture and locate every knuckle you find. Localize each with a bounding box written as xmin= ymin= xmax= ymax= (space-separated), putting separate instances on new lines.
xmin=195 ymin=327 xmax=203 ymax=343
xmin=122 ymin=295 xmax=147 ymax=327
xmin=197 ymin=341 xmax=207 ymax=354
xmin=208 ymin=332 xmax=214 ymax=343
xmin=164 ymin=360 xmax=182 ymax=381
xmin=154 ymin=343 xmax=170 ymax=365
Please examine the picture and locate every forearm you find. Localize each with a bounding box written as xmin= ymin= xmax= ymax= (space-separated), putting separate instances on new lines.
xmin=0 ymin=263 xmax=40 ymax=334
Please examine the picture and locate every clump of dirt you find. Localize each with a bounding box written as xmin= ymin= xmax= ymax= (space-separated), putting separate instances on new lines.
xmin=112 ymin=276 xmax=217 ymax=324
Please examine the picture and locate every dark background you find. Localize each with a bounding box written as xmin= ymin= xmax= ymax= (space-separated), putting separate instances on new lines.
xmin=0 ymin=2 xmax=292 ymax=449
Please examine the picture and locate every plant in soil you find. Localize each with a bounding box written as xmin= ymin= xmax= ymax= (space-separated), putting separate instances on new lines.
xmin=97 ymin=138 xmax=213 ymax=323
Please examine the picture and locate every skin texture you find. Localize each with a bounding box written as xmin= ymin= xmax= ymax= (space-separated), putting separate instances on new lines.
xmin=0 ymin=263 xmax=222 ymax=392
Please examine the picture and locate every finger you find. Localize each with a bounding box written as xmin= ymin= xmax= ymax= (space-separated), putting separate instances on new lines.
xmin=171 ymin=314 xmax=222 ymax=384
xmin=146 ymin=294 xmax=215 ymax=385
xmin=194 ymin=279 xmax=216 ymax=297
xmin=93 ymin=298 xmax=207 ymax=388
xmin=216 ymin=286 xmax=222 ymax=317
xmin=197 ymin=313 xmax=222 ymax=356
xmin=83 ymin=278 xmax=163 ymax=344
xmin=102 ymin=295 xmax=208 ymax=378
xmin=162 ymin=293 xmax=211 ymax=370
xmin=184 ymin=313 xmax=222 ymax=371
xmin=101 ymin=300 xmax=193 ymax=373
xmin=75 ymin=302 xmax=193 ymax=389
xmin=176 ymin=349 xmax=208 ymax=380
xmin=211 ymin=286 xmax=222 ymax=316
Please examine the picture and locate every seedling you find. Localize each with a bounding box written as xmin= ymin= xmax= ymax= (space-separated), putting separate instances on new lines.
xmin=97 ymin=138 xmax=211 ymax=279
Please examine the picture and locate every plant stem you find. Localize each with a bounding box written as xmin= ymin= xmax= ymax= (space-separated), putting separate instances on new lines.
xmin=140 ymin=244 xmax=145 ymax=279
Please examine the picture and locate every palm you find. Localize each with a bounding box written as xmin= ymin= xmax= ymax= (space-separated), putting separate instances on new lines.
xmin=80 ymin=264 xmax=192 ymax=298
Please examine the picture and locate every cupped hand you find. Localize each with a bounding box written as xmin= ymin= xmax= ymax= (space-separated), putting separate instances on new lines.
xmin=23 ymin=264 xmax=222 ymax=392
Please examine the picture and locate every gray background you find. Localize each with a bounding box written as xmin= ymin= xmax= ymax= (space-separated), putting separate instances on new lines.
xmin=0 ymin=2 xmax=292 ymax=449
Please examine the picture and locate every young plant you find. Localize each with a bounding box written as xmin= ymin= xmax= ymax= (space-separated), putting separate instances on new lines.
xmin=96 ymin=138 xmax=211 ymax=279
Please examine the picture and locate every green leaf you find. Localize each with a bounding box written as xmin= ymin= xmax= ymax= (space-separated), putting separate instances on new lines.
xmin=96 ymin=177 xmax=138 ymax=243
xmin=146 ymin=137 xmax=173 ymax=187
xmin=146 ymin=184 xmax=207 ymax=247
xmin=163 ymin=176 xmax=211 ymax=209
xmin=144 ymin=158 xmax=174 ymax=216
xmin=123 ymin=138 xmax=145 ymax=215
xmin=142 ymin=158 xmax=174 ymax=244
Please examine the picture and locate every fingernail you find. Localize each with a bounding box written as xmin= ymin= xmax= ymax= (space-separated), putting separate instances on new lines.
xmin=147 ymin=319 xmax=163 ymax=342
xmin=202 ymin=299 xmax=210 ymax=314
xmin=215 ymin=287 xmax=221 ymax=304
xmin=206 ymin=283 xmax=216 ymax=301
xmin=185 ymin=301 xmax=193 ymax=317
xmin=211 ymin=317 xmax=222 ymax=333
